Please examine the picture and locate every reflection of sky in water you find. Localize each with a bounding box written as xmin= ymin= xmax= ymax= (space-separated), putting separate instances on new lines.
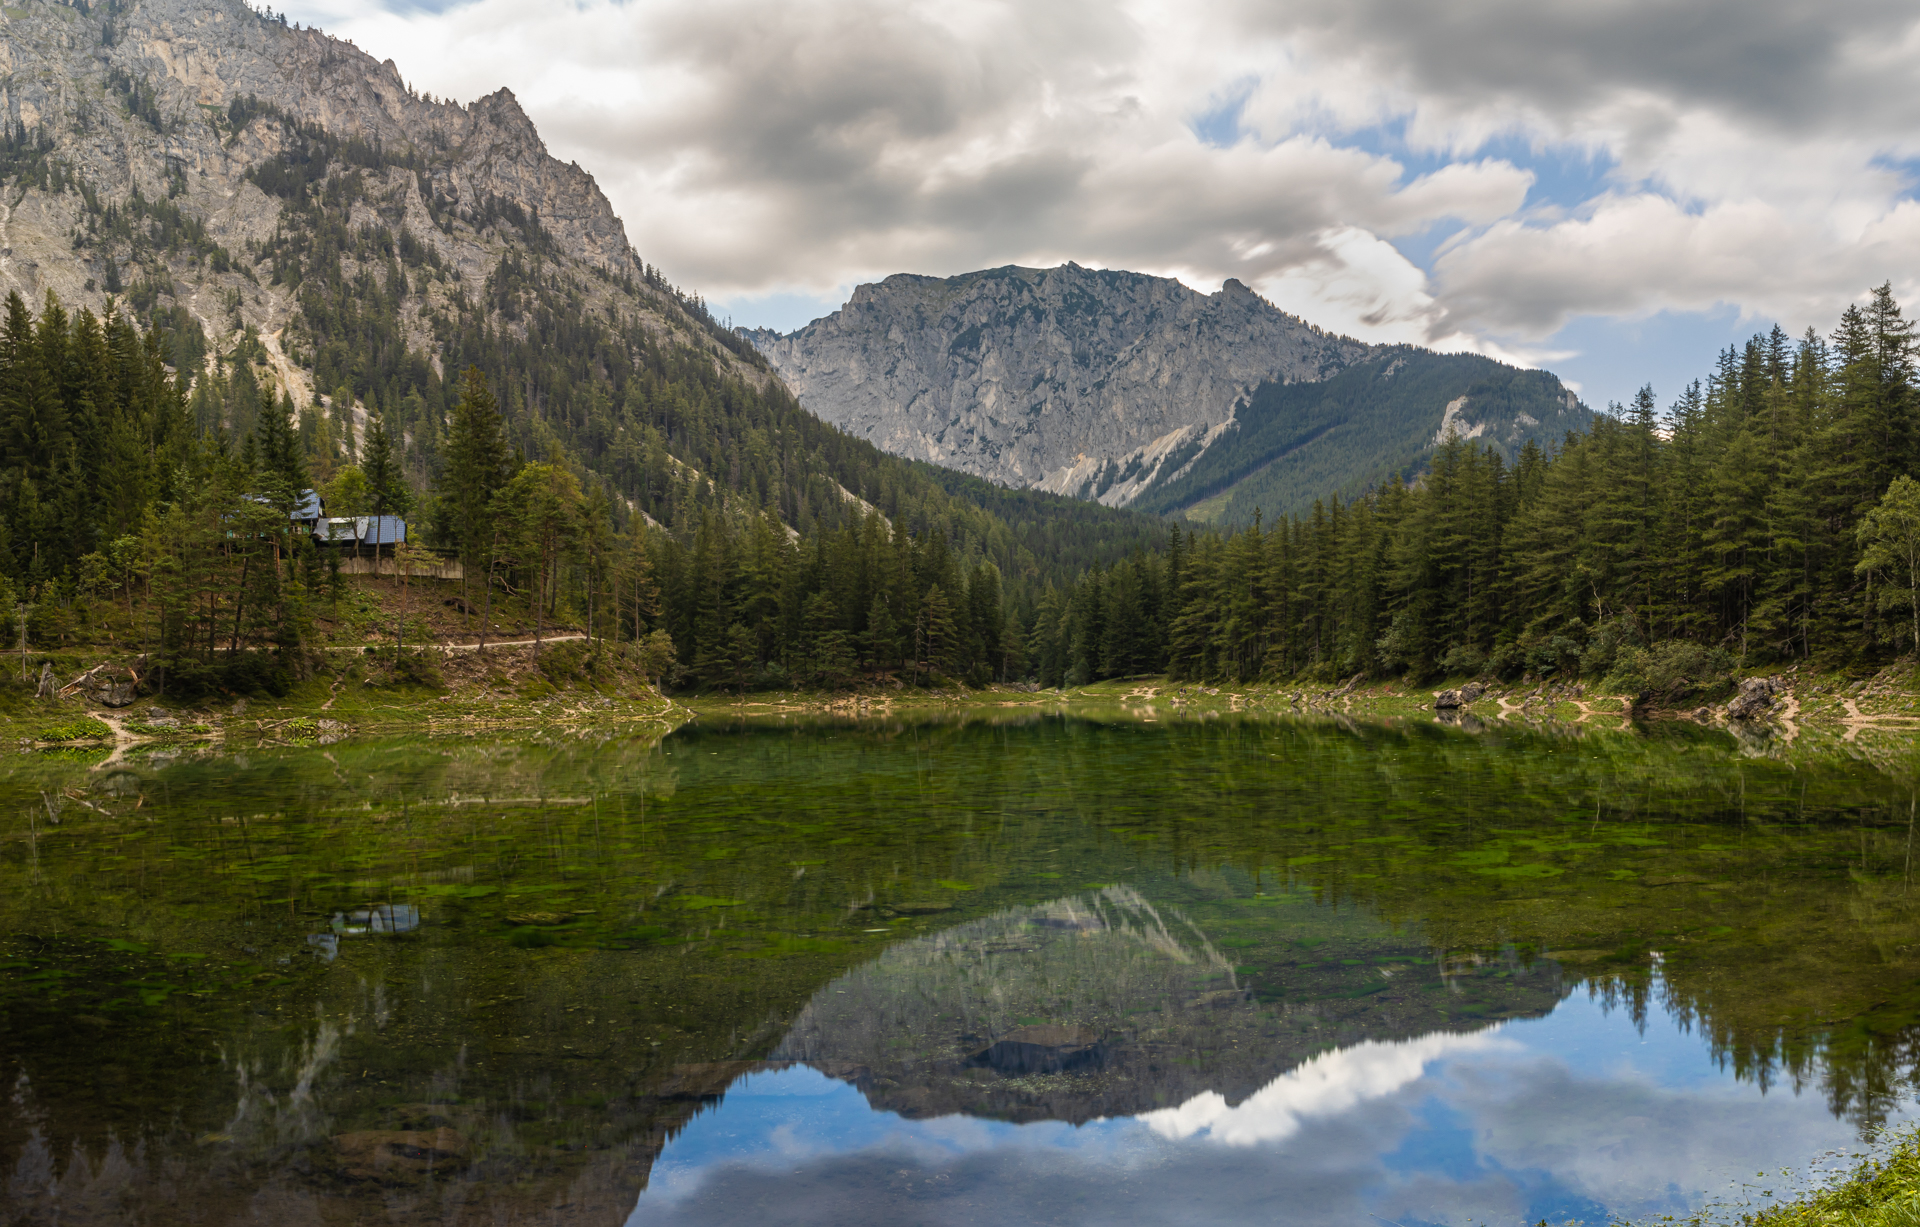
xmin=330 ymin=903 xmax=421 ymax=936
xmin=627 ymin=991 xmax=1904 ymax=1227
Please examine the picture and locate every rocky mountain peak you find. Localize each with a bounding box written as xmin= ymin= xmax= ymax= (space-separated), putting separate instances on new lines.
xmin=0 ymin=0 xmax=646 ymax=308
xmin=750 ymin=263 xmax=1370 ymax=496
xmin=0 ymin=0 xmax=768 ymax=438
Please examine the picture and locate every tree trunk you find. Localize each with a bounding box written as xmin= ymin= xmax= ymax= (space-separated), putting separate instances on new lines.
xmin=228 ymin=553 xmax=250 ymax=658
xmin=398 ymin=556 xmax=408 ymax=655
xmin=478 ymin=528 xmax=499 ymax=652
xmin=533 ymin=535 xmax=546 ymax=657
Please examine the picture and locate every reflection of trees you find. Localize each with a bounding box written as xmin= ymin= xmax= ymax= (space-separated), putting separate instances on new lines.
xmin=5 ymin=708 xmax=1920 ymax=1222
xmin=1577 ymin=959 xmax=1920 ymax=1135
xmin=1014 ymin=716 xmax=1920 ymax=1138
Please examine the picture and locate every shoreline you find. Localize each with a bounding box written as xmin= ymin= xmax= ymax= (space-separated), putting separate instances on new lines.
xmin=7 ymin=650 xmax=1920 ymax=752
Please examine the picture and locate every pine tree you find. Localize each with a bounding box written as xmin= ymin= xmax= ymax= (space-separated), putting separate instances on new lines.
xmin=361 ymin=416 xmax=410 ymax=515
xmin=438 ymin=366 xmax=511 ymax=629
xmin=253 ymin=387 xmax=308 ymax=503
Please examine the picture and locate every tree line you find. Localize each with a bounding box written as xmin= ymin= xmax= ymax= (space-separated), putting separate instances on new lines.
xmin=11 ymin=277 xmax=1920 ymax=697
xmin=0 ymin=294 xmax=1028 ymax=692
xmin=1027 ymin=285 xmax=1920 ymax=693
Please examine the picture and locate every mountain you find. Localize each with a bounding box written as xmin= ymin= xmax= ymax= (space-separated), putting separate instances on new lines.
xmin=746 ymin=264 xmax=1367 ymax=494
xmin=1137 ymin=348 xmax=1593 ymax=521
xmin=748 ymin=265 xmax=1593 ymax=520
xmin=0 ymin=0 xmax=1162 ymax=593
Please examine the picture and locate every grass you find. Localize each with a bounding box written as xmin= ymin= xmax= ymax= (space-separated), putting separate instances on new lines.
xmin=34 ymin=717 xmax=111 ymax=742
xmin=1711 ymin=1126 xmax=1920 ymax=1227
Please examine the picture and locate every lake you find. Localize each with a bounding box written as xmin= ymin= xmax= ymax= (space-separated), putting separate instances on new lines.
xmin=3 ymin=710 xmax=1917 ymax=1225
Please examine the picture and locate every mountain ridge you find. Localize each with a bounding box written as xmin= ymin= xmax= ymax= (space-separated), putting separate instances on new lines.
xmin=0 ymin=0 xmax=1167 ymax=601
xmin=747 ymin=262 xmax=1595 ymax=520
xmin=747 ymin=262 xmax=1370 ymax=498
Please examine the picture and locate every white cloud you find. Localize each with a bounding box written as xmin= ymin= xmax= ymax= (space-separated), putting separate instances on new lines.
xmin=286 ymin=0 xmax=1920 ymax=355
xmin=1139 ymin=1029 xmax=1510 ymax=1146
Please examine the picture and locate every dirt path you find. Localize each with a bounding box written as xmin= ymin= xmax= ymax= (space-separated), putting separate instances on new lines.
xmin=1837 ymin=694 xmax=1920 ymax=743
xmin=87 ymin=711 xmax=149 ymax=770
xmin=1570 ymin=696 xmax=1632 ymax=729
xmin=320 ymin=633 xmax=588 ymax=652
xmin=1776 ymin=691 xmax=1802 ymax=742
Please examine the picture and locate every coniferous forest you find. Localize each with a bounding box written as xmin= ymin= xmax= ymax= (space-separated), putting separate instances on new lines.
xmin=6 ymin=273 xmax=1920 ymax=696
xmin=1029 ymin=286 xmax=1920 ymax=694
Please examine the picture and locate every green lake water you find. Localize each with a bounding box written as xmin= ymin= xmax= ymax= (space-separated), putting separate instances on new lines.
xmin=3 ymin=711 xmax=1920 ymax=1225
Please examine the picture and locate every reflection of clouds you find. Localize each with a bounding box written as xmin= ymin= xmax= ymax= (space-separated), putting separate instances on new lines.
xmin=1439 ymin=1037 xmax=1881 ymax=1215
xmin=629 ymin=999 xmax=1887 ymax=1227
xmin=1139 ymin=1030 xmax=1512 ymax=1146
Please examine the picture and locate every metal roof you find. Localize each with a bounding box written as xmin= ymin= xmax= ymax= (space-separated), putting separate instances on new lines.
xmin=292 ymin=488 xmax=324 ymax=521
xmin=315 ymin=517 xmax=359 ymax=543
xmin=312 ymin=515 xmax=409 ymax=546
xmin=358 ymin=516 xmax=407 ymax=546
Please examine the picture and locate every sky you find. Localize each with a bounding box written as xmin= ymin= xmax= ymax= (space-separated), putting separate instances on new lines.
xmin=614 ymin=983 xmax=1891 ymax=1226
xmin=278 ymin=0 xmax=1920 ymax=413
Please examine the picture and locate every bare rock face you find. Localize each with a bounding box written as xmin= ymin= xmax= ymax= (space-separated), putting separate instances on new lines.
xmin=748 ymin=264 xmax=1368 ymax=497
xmin=0 ymin=0 xmax=753 ymax=408
xmin=2 ymin=0 xmax=639 ymax=277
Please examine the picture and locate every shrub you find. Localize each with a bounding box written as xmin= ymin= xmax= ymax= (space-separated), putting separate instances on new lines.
xmin=1487 ymin=641 xmax=1526 ymax=679
xmin=39 ymin=717 xmax=112 ymax=741
xmin=1580 ymin=617 xmax=1644 ymax=677
xmin=537 ymin=639 xmax=589 ymax=685
xmin=1604 ymin=639 xmax=1736 ymax=704
xmin=154 ymin=652 xmax=291 ymax=698
xmin=1439 ymin=643 xmax=1488 ymax=677
xmin=391 ymin=650 xmax=444 ymax=688
xmin=363 ymin=646 xmax=444 ymax=689
xmin=1525 ymin=632 xmax=1585 ymax=678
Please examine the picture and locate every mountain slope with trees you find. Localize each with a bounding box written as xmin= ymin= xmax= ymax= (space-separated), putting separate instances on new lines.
xmin=0 ymin=0 xmax=1168 ymax=692
xmin=1135 ymin=348 xmax=1593 ymax=522
xmin=1022 ymin=288 xmax=1920 ymax=690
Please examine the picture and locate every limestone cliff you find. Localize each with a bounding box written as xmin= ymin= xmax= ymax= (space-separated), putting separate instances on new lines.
xmin=0 ymin=0 xmax=757 ymax=412
xmin=747 ymin=264 xmax=1369 ymax=500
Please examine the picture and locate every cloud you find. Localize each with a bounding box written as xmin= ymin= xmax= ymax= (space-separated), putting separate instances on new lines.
xmin=1139 ymin=1029 xmax=1511 ymax=1146
xmin=289 ymin=0 xmax=1920 ymax=359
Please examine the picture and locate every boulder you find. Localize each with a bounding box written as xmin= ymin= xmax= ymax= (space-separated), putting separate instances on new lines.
xmin=59 ymin=661 xmax=141 ymax=706
xmin=1434 ymin=689 xmax=1462 ymax=709
xmin=1459 ymin=682 xmax=1486 ymax=703
xmin=1726 ymin=676 xmax=1777 ymax=722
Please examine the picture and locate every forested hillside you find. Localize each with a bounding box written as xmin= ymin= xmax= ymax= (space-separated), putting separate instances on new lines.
xmin=0 ymin=284 xmax=1163 ymax=693
xmin=191 ymin=106 xmax=1162 ymax=592
xmin=0 ymin=0 xmax=1169 ymax=694
xmin=1138 ymin=349 xmax=1591 ymax=522
xmin=1024 ymin=287 xmax=1920 ymax=691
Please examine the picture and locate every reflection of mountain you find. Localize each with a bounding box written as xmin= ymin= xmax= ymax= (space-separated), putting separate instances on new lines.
xmin=775 ymin=886 xmax=1566 ymax=1125
xmin=13 ymin=715 xmax=1920 ymax=1223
